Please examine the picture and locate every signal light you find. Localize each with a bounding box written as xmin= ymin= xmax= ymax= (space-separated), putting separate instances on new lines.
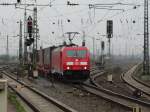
xmin=17 ymin=0 xmax=21 ymax=3
xmin=27 ymin=21 xmax=32 ymax=37
xmin=101 ymin=41 xmax=105 ymax=50
xmin=67 ymin=1 xmax=70 ymax=5
xmin=30 ymin=38 xmax=34 ymax=43
xmin=27 ymin=16 xmax=33 ymax=38
xmin=25 ymin=39 xmax=31 ymax=46
xmin=82 ymin=41 xmax=85 ymax=46
xmin=107 ymin=20 xmax=113 ymax=38
xmin=25 ymin=38 xmax=34 ymax=46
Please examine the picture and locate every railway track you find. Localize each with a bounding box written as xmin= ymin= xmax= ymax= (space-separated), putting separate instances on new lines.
xmin=132 ymin=74 xmax=150 ymax=89
xmin=90 ymin=66 xmax=105 ymax=76
xmin=3 ymin=64 xmax=150 ymax=112
xmin=122 ymin=64 xmax=150 ymax=97
xmin=2 ymin=70 xmax=77 ymax=112
xmin=79 ymin=66 xmax=150 ymax=112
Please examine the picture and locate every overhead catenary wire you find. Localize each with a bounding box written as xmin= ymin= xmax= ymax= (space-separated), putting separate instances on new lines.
xmin=0 ymin=0 xmax=145 ymax=54
xmin=84 ymin=5 xmax=142 ymax=37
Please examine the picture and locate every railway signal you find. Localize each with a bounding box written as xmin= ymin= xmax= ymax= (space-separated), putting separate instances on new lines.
xmin=107 ymin=20 xmax=113 ymax=38
xmin=25 ymin=39 xmax=31 ymax=46
xmin=17 ymin=0 xmax=21 ymax=3
xmin=26 ymin=16 xmax=34 ymax=46
xmin=100 ymin=41 xmax=105 ymax=68
xmin=106 ymin=20 xmax=113 ymax=58
xmin=101 ymin=41 xmax=105 ymax=50
xmin=25 ymin=38 xmax=34 ymax=46
xmin=27 ymin=16 xmax=33 ymax=38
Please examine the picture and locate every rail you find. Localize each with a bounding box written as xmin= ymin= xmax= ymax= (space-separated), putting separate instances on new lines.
xmin=3 ymin=71 xmax=77 ymax=112
xmin=122 ymin=63 xmax=150 ymax=97
xmin=81 ymin=68 xmax=150 ymax=112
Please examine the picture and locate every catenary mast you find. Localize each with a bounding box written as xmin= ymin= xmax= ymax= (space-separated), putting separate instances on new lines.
xmin=143 ymin=0 xmax=149 ymax=75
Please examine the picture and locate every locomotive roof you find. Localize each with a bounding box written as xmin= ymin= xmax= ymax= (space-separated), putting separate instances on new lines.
xmin=39 ymin=44 xmax=88 ymax=51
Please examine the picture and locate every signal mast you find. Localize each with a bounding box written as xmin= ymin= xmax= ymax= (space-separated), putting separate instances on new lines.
xmin=106 ymin=20 xmax=113 ymax=58
xmin=143 ymin=0 xmax=149 ymax=75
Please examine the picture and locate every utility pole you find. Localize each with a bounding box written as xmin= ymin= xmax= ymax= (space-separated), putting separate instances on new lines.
xmin=82 ymin=31 xmax=86 ymax=46
xmin=92 ymin=37 xmax=95 ymax=63
xmin=143 ymin=0 xmax=149 ymax=75
xmin=6 ymin=35 xmax=9 ymax=61
xmin=101 ymin=41 xmax=105 ymax=67
xmin=33 ymin=7 xmax=38 ymax=66
xmin=106 ymin=20 xmax=113 ymax=59
xmin=24 ymin=3 xmax=27 ymax=65
xmin=19 ymin=20 xmax=23 ymax=65
xmin=108 ymin=38 xmax=111 ymax=57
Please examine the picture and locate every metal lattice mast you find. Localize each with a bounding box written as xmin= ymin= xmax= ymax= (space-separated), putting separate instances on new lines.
xmin=6 ymin=35 xmax=9 ymax=59
xmin=143 ymin=0 xmax=149 ymax=75
xmin=24 ymin=3 xmax=27 ymax=64
xmin=19 ymin=20 xmax=23 ymax=65
xmin=33 ymin=7 xmax=38 ymax=65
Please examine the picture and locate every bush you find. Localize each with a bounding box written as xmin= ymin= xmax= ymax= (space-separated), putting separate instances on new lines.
xmin=8 ymin=92 xmax=27 ymax=112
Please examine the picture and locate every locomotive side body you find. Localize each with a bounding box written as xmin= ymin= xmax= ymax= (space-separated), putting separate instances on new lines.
xmin=37 ymin=46 xmax=90 ymax=81
xmin=43 ymin=47 xmax=55 ymax=75
xmin=37 ymin=49 xmax=44 ymax=72
xmin=51 ymin=47 xmax=63 ymax=74
xmin=43 ymin=47 xmax=51 ymax=75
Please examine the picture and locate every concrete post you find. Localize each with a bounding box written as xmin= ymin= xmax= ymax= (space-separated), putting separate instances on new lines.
xmin=0 ymin=80 xmax=7 ymax=112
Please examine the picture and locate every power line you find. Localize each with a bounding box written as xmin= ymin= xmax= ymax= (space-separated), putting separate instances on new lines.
xmin=84 ymin=5 xmax=142 ymax=36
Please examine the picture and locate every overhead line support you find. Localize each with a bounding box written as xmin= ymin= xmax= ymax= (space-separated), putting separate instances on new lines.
xmin=143 ymin=0 xmax=150 ymax=75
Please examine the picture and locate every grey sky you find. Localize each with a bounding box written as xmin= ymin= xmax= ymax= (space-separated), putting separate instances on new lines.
xmin=0 ymin=0 xmax=146 ymax=56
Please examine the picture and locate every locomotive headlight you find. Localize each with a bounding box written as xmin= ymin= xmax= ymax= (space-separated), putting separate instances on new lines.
xmin=80 ymin=62 xmax=88 ymax=65
xmin=67 ymin=66 xmax=70 ymax=70
xmin=66 ymin=62 xmax=74 ymax=65
xmin=84 ymin=67 xmax=87 ymax=70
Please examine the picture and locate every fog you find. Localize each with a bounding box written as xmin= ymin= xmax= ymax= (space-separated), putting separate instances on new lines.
xmin=0 ymin=0 xmax=146 ymax=57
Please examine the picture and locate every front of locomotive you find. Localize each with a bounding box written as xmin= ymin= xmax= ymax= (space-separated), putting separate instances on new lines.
xmin=62 ymin=46 xmax=90 ymax=81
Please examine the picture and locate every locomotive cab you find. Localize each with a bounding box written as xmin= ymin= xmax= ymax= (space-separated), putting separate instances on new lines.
xmin=62 ymin=46 xmax=90 ymax=80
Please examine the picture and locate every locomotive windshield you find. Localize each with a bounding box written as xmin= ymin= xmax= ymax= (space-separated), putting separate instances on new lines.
xmin=67 ymin=50 xmax=86 ymax=58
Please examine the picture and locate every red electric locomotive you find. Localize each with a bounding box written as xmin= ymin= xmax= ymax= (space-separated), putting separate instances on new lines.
xmin=37 ymin=45 xmax=90 ymax=81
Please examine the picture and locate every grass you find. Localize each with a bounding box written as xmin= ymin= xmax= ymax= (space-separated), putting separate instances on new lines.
xmin=8 ymin=92 xmax=27 ymax=112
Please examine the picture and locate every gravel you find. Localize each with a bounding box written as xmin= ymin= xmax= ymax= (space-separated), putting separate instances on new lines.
xmin=95 ymin=56 xmax=150 ymax=101
xmin=7 ymin=70 xmax=130 ymax=112
xmin=7 ymin=101 xmax=16 ymax=112
xmin=23 ymin=77 xmax=130 ymax=112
